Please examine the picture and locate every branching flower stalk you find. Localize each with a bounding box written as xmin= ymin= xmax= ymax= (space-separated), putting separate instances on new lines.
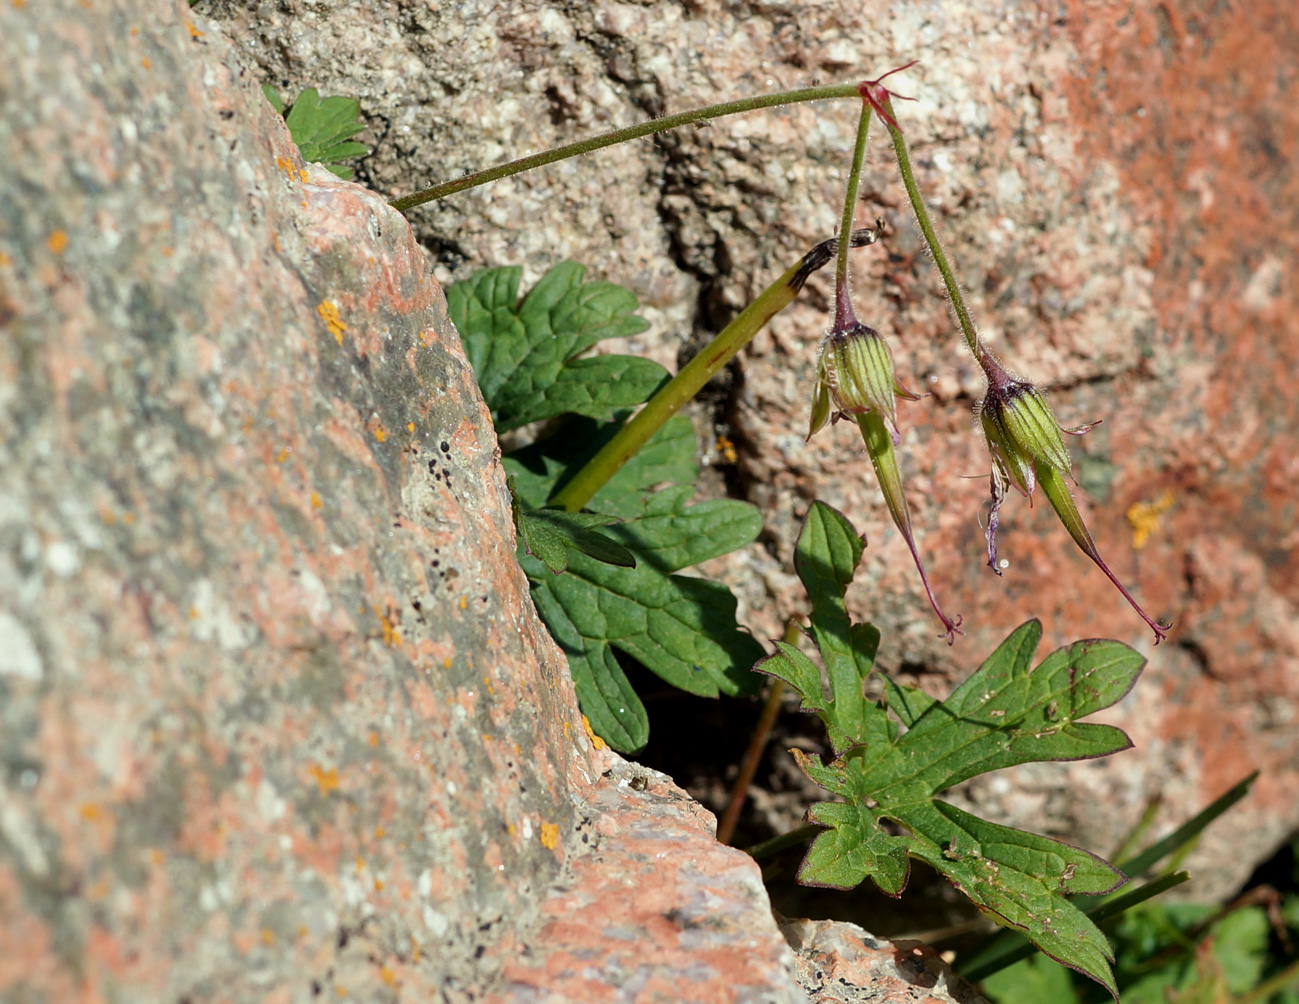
xmin=869 ymin=68 xmax=1169 ymax=643
xmin=808 ymin=96 xmax=962 ymax=644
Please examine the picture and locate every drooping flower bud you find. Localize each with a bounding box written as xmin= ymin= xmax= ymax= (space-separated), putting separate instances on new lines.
xmin=807 ymin=320 xmax=961 ymax=643
xmin=976 ymin=356 xmax=1169 ymax=644
xmin=807 ymin=323 xmax=920 ymax=444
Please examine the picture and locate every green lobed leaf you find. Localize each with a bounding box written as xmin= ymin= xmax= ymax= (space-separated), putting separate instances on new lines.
xmin=447 ymin=263 xmax=663 ymax=433
xmin=778 ymin=503 xmax=1145 ymax=999
xmin=519 ymin=488 xmax=763 ymax=751
xmin=276 ymin=88 xmax=370 ymax=171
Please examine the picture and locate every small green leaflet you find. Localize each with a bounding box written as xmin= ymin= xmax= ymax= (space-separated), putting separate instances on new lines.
xmin=446 ymin=263 xmax=667 ymax=433
xmin=508 ymin=477 xmax=635 ymax=575
xmin=263 ymin=85 xmax=369 ymax=180
xmin=757 ymin=501 xmax=1145 ymax=1000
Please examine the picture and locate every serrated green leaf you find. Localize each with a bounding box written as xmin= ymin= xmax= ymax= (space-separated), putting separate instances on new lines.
xmin=515 ymin=506 xmax=635 ymax=574
xmin=780 ymin=503 xmax=1144 ymax=999
xmin=519 ymin=487 xmax=764 ymax=752
xmin=272 ymin=86 xmax=370 ymax=172
xmin=981 ymin=956 xmax=1078 ymax=1004
xmin=446 ymin=263 xmax=660 ymax=432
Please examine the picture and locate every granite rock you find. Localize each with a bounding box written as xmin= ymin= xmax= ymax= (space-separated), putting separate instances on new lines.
xmin=209 ymin=0 xmax=1299 ymax=899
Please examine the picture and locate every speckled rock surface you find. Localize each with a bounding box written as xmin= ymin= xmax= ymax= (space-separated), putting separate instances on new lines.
xmin=207 ymin=0 xmax=1299 ymax=898
xmin=780 ymin=918 xmax=989 ymax=1004
xmin=0 ymin=1 xmax=837 ymax=1001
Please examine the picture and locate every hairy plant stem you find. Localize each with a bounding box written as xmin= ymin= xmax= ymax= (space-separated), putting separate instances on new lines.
xmin=833 ymin=104 xmax=873 ymax=327
xmin=390 ymin=84 xmax=861 ymax=213
xmin=879 ymin=95 xmax=984 ymax=364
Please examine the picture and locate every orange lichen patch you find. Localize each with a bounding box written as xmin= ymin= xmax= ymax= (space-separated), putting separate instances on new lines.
xmin=373 ymin=826 xmax=385 ymax=838
xmin=298 ymin=168 xmax=309 ymax=184
xmin=141 ymin=57 xmax=151 ymax=70
xmin=47 ymin=229 xmax=68 ymax=254
xmin=539 ymin=822 xmax=559 ymax=850
xmin=368 ymin=732 xmax=379 ymax=747
xmin=407 ymin=422 xmax=415 ymax=433
xmin=79 ymin=802 xmax=104 ymax=821
xmin=715 ymin=434 xmax=739 ymax=464
xmin=260 ymin=928 xmax=276 ymax=946
xmin=375 ymin=607 xmax=402 ymax=647
xmin=380 ymin=966 xmax=397 ymax=986
xmin=317 ymin=301 xmax=346 ymax=344
xmin=1126 ymin=491 xmax=1175 ymax=550
xmin=0 ymin=251 xmax=10 ymax=266
xmin=354 ymin=856 xmax=366 ymax=872
xmin=443 ymin=657 xmax=452 ymax=669
xmin=458 ymin=596 xmax=467 ymax=611
xmin=161 ymin=246 xmax=173 ymax=257
xmin=275 ymin=447 xmax=289 ymax=464
xmin=308 ymin=764 xmax=339 ymax=795
xmin=372 ymin=425 xmax=388 ymax=443
xmin=186 ymin=19 xmax=203 ymax=37
xmin=581 ymin=714 xmax=608 ymax=752
xmin=310 ymin=492 xmax=323 ymax=509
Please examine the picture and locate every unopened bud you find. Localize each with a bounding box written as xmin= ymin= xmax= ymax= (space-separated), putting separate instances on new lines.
xmin=808 ymin=323 xmax=915 ymax=443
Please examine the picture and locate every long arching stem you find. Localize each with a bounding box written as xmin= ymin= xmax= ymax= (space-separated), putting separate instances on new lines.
xmin=391 ymin=84 xmax=861 ymax=212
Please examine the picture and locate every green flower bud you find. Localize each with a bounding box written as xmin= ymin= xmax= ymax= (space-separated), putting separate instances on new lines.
xmin=979 ymin=377 xmax=1072 ymax=495
xmin=977 ymin=362 xmax=1169 ymax=644
xmin=807 ymin=322 xmax=917 ymax=443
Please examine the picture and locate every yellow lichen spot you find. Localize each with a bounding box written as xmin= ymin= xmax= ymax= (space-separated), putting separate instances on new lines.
xmin=298 ymin=168 xmax=309 ymax=183
xmin=539 ymin=822 xmax=559 ymax=850
xmin=0 ymin=251 xmax=10 ymax=266
xmin=715 ymin=434 xmax=738 ymax=464
xmin=130 ymin=26 xmax=139 ymax=35
xmin=581 ymin=714 xmax=608 ymax=751
xmin=311 ymin=492 xmax=323 ymax=509
xmin=13 ymin=0 xmax=26 ymax=8
xmin=141 ymin=57 xmax=151 ymax=70
xmin=380 ymin=966 xmax=396 ymax=986
xmin=309 ymin=764 xmax=339 ymax=795
xmin=373 ymin=826 xmax=385 ymax=838
xmin=276 ymin=156 xmax=293 ymax=175
xmin=355 ymin=856 xmax=366 ymax=872
xmin=458 ymin=596 xmax=468 ymax=611
xmin=79 ymin=803 xmax=102 ymax=821
xmin=317 ymin=301 xmax=347 ymax=344
xmin=375 ymin=608 xmax=402 ymax=647
xmin=187 ymin=20 xmax=204 ymax=38
xmin=275 ymin=447 xmax=289 ymax=464
xmin=407 ymin=422 xmax=415 ymax=434
xmin=122 ymin=511 xmax=135 ymax=525
xmin=443 ymin=657 xmax=452 ymax=669
xmin=188 ymin=606 xmax=198 ymax=619
xmin=47 ymin=229 xmax=68 ymax=254
xmin=373 ymin=425 xmax=388 ymax=443
xmin=507 ymin=823 xmax=516 ymax=836
xmin=335 ymin=986 xmax=347 ymax=998
xmin=150 ymin=848 xmax=164 ymax=865
xmin=260 ymin=928 xmax=276 ymax=946
xmin=162 ymin=246 xmax=173 ymax=257
xmin=373 ymin=879 xmax=385 ymax=891
xmin=1126 ymin=490 xmax=1175 ymax=550
xmin=368 ymin=732 xmax=379 ymax=748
